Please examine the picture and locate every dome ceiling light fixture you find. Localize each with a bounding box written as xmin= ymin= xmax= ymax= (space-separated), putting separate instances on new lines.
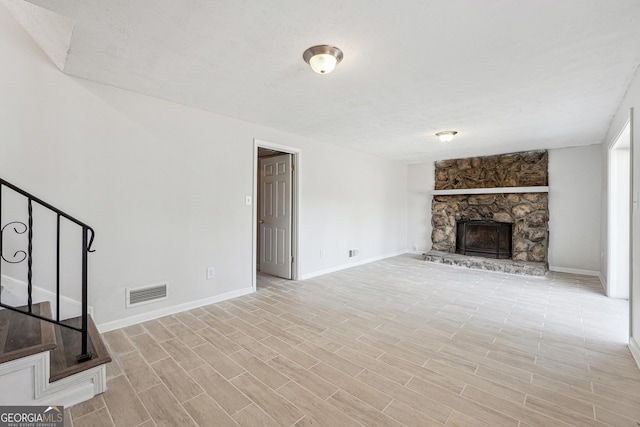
xmin=435 ymin=131 xmax=458 ymax=143
xmin=303 ymin=45 xmax=344 ymax=74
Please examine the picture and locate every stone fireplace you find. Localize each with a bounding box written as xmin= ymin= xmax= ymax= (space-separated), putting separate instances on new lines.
xmin=432 ymin=192 xmax=548 ymax=262
xmin=426 ymin=150 xmax=549 ymax=274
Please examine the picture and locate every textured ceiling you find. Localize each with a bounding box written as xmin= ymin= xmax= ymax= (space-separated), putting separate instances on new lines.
xmin=5 ymin=0 xmax=640 ymax=162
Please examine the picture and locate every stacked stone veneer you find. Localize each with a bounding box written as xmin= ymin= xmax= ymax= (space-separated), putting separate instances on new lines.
xmin=431 ymin=150 xmax=549 ymax=263
xmin=435 ymin=150 xmax=548 ymax=190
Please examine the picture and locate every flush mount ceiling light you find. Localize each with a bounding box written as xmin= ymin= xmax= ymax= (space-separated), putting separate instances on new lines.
xmin=435 ymin=131 xmax=458 ymax=142
xmin=303 ymin=45 xmax=344 ymax=74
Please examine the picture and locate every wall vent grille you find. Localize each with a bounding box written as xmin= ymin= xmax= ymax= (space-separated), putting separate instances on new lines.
xmin=126 ymin=283 xmax=168 ymax=308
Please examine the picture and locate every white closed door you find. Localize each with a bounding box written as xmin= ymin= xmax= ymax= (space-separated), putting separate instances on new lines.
xmin=259 ymin=154 xmax=292 ymax=279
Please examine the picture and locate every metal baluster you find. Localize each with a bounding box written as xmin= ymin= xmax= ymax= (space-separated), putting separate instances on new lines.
xmin=27 ymin=198 xmax=33 ymax=313
xmin=56 ymin=214 xmax=61 ymax=322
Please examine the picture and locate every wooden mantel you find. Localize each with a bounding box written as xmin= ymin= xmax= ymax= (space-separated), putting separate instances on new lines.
xmin=431 ymin=186 xmax=549 ymax=196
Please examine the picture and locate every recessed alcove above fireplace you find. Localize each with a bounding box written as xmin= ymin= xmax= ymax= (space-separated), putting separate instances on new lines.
xmin=425 ymin=150 xmax=550 ymax=275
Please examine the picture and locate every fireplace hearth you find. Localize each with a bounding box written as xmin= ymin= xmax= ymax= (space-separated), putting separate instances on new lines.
xmin=456 ymin=221 xmax=512 ymax=259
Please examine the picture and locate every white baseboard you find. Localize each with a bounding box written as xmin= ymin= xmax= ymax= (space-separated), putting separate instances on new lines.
xmin=598 ymin=272 xmax=607 ymax=292
xmin=1 ymin=274 xmax=94 ymax=317
xmin=300 ymin=250 xmax=409 ymax=281
xmin=97 ymin=287 xmax=254 ymax=333
xmin=548 ymin=266 xmax=600 ymax=277
xmin=630 ymin=337 xmax=640 ymax=370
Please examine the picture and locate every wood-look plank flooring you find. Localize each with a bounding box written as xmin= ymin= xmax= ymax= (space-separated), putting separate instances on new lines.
xmin=66 ymin=255 xmax=640 ymax=426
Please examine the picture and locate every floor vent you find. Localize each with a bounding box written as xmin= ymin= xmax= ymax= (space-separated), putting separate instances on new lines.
xmin=126 ymin=283 xmax=168 ymax=308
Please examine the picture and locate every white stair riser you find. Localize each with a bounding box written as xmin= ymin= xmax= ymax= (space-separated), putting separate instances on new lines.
xmin=0 ymin=351 xmax=106 ymax=407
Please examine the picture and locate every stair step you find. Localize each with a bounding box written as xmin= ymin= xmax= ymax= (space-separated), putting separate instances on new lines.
xmin=0 ymin=302 xmax=56 ymax=364
xmin=49 ymin=315 xmax=111 ymax=383
xmin=0 ymin=302 xmax=111 ymax=384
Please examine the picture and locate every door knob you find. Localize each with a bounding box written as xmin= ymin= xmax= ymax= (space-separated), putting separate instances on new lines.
xmin=259 ymin=220 xmax=265 ymax=224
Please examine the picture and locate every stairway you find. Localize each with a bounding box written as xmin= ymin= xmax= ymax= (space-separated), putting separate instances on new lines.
xmin=1 ymin=177 xmax=108 ymax=406
xmin=0 ymin=302 xmax=111 ymax=406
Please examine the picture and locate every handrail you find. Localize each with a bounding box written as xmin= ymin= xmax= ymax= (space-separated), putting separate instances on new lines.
xmin=0 ymin=179 xmax=95 ymax=252
xmin=0 ymin=178 xmax=95 ymax=362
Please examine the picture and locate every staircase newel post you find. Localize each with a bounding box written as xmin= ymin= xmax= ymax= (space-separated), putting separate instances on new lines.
xmin=77 ymin=226 xmax=92 ymax=362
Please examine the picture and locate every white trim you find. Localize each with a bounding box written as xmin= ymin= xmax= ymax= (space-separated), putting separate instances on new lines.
xmin=0 ymin=350 xmax=107 ymax=407
xmin=1 ymin=274 xmax=94 ymax=317
xmin=300 ymin=250 xmax=409 ymax=280
xmin=97 ymin=287 xmax=253 ymax=333
xmin=609 ymin=117 xmax=632 ymax=149
xmin=253 ymin=138 xmax=301 ymax=288
xmin=548 ymin=266 xmax=600 ymax=277
xmin=630 ymin=107 xmax=635 ymax=342
xmin=607 ymin=118 xmax=632 ymax=299
xmin=599 ymin=272 xmax=607 ymax=292
xmin=431 ymin=186 xmax=549 ymax=196
xmin=0 ymin=352 xmax=49 ymax=405
xmin=630 ymin=337 xmax=640 ymax=370
xmin=36 ymin=365 xmax=107 ymax=407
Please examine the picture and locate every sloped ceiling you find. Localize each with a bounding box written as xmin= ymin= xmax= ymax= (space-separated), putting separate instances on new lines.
xmin=5 ymin=0 xmax=640 ymax=162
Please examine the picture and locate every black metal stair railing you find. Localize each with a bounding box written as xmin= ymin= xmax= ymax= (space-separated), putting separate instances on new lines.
xmin=0 ymin=178 xmax=95 ymax=362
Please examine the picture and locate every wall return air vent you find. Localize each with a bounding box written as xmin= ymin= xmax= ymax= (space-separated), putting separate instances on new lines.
xmin=126 ymin=283 xmax=168 ymax=308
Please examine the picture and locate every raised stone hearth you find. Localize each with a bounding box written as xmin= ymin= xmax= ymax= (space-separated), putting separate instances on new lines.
xmin=422 ymin=250 xmax=547 ymax=276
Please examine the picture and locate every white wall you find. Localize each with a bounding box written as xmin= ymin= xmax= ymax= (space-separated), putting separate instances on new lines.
xmin=0 ymin=5 xmax=408 ymax=328
xmin=407 ymin=162 xmax=434 ymax=254
xmin=299 ymin=146 xmax=408 ymax=278
xmin=406 ymin=146 xmax=602 ymax=274
xmin=601 ymin=64 xmax=640 ymax=367
xmin=548 ymin=145 xmax=602 ymax=274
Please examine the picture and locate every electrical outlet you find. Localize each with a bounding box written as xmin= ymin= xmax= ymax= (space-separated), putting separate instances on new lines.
xmin=349 ymin=248 xmax=359 ymax=258
xmin=412 ymin=244 xmax=418 ymax=251
xmin=320 ymin=249 xmax=325 ymax=258
xmin=206 ymin=267 xmax=215 ymax=279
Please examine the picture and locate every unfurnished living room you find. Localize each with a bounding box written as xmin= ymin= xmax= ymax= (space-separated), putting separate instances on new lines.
xmin=1 ymin=1 xmax=640 ymax=426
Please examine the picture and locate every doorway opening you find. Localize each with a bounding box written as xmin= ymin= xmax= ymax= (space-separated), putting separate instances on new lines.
xmin=608 ymin=119 xmax=631 ymax=303
xmin=252 ymin=139 xmax=300 ymax=291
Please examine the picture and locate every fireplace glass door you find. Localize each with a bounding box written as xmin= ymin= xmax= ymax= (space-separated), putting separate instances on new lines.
xmin=456 ymin=221 xmax=512 ymax=259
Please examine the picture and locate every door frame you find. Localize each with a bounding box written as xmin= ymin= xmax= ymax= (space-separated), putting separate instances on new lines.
xmin=252 ymin=139 xmax=300 ymax=290
xmin=607 ymin=117 xmax=632 ymax=301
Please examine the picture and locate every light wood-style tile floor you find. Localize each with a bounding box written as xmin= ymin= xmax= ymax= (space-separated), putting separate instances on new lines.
xmin=66 ymin=255 xmax=640 ymax=426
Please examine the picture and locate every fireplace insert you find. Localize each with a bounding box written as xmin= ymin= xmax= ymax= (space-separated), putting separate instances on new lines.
xmin=456 ymin=220 xmax=512 ymax=259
